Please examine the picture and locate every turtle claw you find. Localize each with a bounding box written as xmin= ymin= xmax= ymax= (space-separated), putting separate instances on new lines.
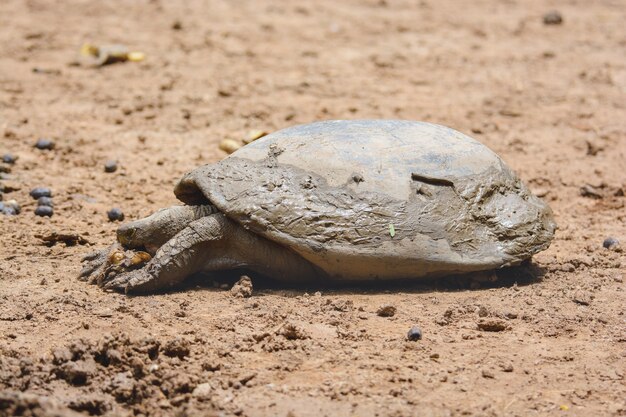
xmin=78 ymin=243 xmax=151 ymax=287
xmin=102 ymin=269 xmax=153 ymax=293
xmin=79 ymin=247 xmax=114 ymax=283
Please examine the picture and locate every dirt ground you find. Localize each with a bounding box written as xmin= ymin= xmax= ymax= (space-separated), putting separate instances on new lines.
xmin=1 ymin=0 xmax=625 ymax=416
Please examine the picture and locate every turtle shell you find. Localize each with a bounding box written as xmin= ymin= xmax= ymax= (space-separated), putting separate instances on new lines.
xmin=174 ymin=120 xmax=555 ymax=280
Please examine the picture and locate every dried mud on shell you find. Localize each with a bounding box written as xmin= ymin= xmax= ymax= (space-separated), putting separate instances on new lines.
xmin=1 ymin=0 xmax=625 ymax=416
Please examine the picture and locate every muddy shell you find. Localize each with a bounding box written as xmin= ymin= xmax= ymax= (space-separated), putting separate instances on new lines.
xmin=175 ymin=120 xmax=556 ymax=281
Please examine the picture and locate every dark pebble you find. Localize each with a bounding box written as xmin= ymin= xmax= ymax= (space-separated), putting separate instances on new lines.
xmin=107 ymin=208 xmax=124 ymax=222
xmin=104 ymin=160 xmax=118 ymax=173
xmin=543 ymin=10 xmax=563 ymax=25
xmin=407 ymin=326 xmax=422 ymax=341
xmin=35 ymin=206 xmax=53 ymax=217
xmin=34 ymin=138 xmax=55 ymax=150
xmin=603 ymin=237 xmax=620 ymax=250
xmin=2 ymin=154 xmax=17 ymax=164
xmin=37 ymin=196 xmax=54 ymax=207
xmin=30 ymin=187 xmax=52 ymax=199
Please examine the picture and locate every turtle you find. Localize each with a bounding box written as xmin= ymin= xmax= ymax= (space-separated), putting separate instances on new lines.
xmin=79 ymin=120 xmax=556 ymax=293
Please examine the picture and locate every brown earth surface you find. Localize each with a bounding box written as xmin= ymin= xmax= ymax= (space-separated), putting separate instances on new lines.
xmin=1 ymin=0 xmax=625 ymax=416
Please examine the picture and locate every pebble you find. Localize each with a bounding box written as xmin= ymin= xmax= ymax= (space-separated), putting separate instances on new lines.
xmin=107 ymin=208 xmax=125 ymax=221
xmin=37 ymin=196 xmax=54 ymax=207
xmin=376 ymin=305 xmax=397 ymax=317
xmin=171 ymin=20 xmax=183 ymax=30
xmin=34 ymin=138 xmax=55 ymax=150
xmin=406 ymin=326 xmax=422 ymax=341
xmin=1 ymin=200 xmax=21 ymax=215
xmin=35 ymin=205 xmax=53 ymax=217
xmin=219 ymin=139 xmax=242 ymax=154
xmin=477 ymin=318 xmax=510 ymax=332
xmin=104 ymin=160 xmax=118 ymax=173
xmin=602 ymin=237 xmax=620 ymax=251
xmin=2 ymin=154 xmax=17 ymax=164
xmin=543 ymin=10 xmax=563 ymax=25
xmin=30 ymin=187 xmax=52 ymax=199
xmin=1 ymin=203 xmax=16 ymax=215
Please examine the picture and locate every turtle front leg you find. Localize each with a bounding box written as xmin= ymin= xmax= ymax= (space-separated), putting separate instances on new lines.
xmin=100 ymin=213 xmax=326 ymax=293
xmin=79 ymin=205 xmax=215 ymax=284
xmin=101 ymin=213 xmax=237 ymax=293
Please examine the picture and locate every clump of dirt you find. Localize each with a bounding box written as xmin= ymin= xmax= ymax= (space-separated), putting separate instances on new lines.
xmin=230 ymin=275 xmax=253 ymax=298
xmin=0 ymin=334 xmax=220 ymax=416
xmin=0 ymin=391 xmax=83 ymax=417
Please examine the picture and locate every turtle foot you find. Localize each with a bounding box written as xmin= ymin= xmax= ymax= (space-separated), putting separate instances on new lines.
xmin=79 ymin=243 xmax=152 ymax=287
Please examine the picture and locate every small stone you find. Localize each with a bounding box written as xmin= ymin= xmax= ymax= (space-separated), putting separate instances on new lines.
xmin=2 ymin=200 xmax=21 ymax=215
xmin=0 ymin=163 xmax=11 ymax=173
xmin=572 ymin=291 xmax=592 ymax=306
xmin=543 ymin=10 xmax=563 ymax=25
xmin=163 ymin=338 xmax=190 ymax=359
xmin=230 ymin=275 xmax=253 ymax=298
xmin=192 ymin=382 xmax=212 ymax=399
xmin=219 ymin=139 xmax=242 ymax=154
xmin=35 ymin=205 xmax=53 ymax=217
xmin=34 ymin=138 xmax=55 ymax=150
xmin=104 ymin=160 xmax=118 ymax=173
xmin=406 ymin=326 xmax=422 ymax=341
xmin=500 ymin=363 xmax=514 ymax=372
xmin=107 ymin=208 xmax=124 ymax=222
xmin=603 ymin=237 xmax=620 ymax=251
xmin=2 ymin=154 xmax=17 ymax=164
xmin=477 ymin=318 xmax=510 ymax=332
xmin=243 ymin=130 xmax=268 ymax=144
xmin=171 ymin=20 xmax=183 ymax=30
xmin=481 ymin=369 xmax=495 ymax=379
xmin=51 ymin=347 xmax=72 ymax=365
xmin=580 ymin=184 xmax=603 ymax=199
xmin=30 ymin=187 xmax=52 ymax=199
xmin=1 ymin=203 xmax=17 ymax=215
xmin=377 ymin=304 xmax=396 ymax=317
xmin=37 ymin=196 xmax=53 ymax=207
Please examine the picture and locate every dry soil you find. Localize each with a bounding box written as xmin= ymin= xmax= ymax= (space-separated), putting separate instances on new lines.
xmin=0 ymin=0 xmax=625 ymax=416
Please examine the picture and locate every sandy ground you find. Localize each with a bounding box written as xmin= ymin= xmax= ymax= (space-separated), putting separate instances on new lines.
xmin=1 ymin=0 xmax=625 ymax=416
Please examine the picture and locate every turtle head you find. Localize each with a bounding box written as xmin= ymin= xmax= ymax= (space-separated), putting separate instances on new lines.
xmin=116 ymin=205 xmax=217 ymax=254
xmin=116 ymin=213 xmax=168 ymax=254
